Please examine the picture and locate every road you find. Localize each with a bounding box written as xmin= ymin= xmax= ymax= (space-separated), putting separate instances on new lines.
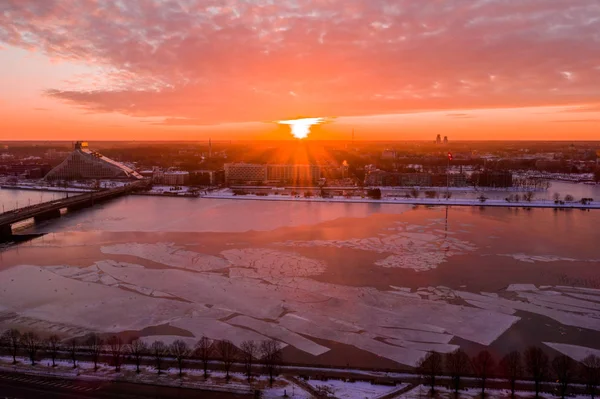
xmin=0 ymin=372 xmax=253 ymax=399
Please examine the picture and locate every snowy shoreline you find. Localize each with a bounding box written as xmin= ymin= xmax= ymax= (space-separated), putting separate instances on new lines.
xmin=201 ymin=192 xmax=600 ymax=209
xmin=0 ymin=184 xmax=93 ymax=193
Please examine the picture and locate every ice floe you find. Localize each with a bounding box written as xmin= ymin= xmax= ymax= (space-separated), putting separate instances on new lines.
xmin=506 ymin=284 xmax=538 ymax=291
xmin=457 ymin=287 xmax=600 ymax=331
xmin=278 ymin=228 xmax=476 ymax=272
xmin=101 ymin=242 xmax=229 ymax=272
xmin=0 ymin=265 xmax=198 ymax=333
xmin=543 ymin=342 xmax=600 ymax=362
xmin=221 ymin=248 xmax=326 ymax=278
xmin=5 ymin=252 xmax=599 ymax=368
xmin=227 ymin=315 xmax=330 ymax=356
xmin=499 ymin=254 xmax=599 ymax=263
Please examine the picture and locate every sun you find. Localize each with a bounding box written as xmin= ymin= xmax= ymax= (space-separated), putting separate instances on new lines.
xmin=277 ymin=117 xmax=325 ymax=139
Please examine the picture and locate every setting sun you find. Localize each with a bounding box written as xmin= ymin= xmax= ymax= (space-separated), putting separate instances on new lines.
xmin=277 ymin=117 xmax=325 ymax=139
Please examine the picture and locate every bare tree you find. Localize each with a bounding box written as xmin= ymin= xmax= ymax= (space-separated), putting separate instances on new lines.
xmin=195 ymin=336 xmax=212 ymax=378
xmin=22 ymin=332 xmax=41 ymax=366
xmin=525 ymin=346 xmax=549 ymax=399
xmin=2 ymin=329 xmax=21 ymax=364
xmin=564 ymin=194 xmax=574 ymax=202
xmin=552 ymin=355 xmax=576 ymax=399
xmin=553 ymin=192 xmax=561 ymax=202
xmin=472 ymin=350 xmax=495 ymax=398
xmin=524 ymin=191 xmax=535 ymax=202
xmin=417 ymin=351 xmax=443 ymax=395
xmin=500 ymin=351 xmax=522 ymax=398
xmin=151 ymin=340 xmax=167 ymax=374
xmin=128 ymin=339 xmax=148 ymax=373
xmin=107 ymin=335 xmax=124 ymax=372
xmin=260 ymin=339 xmax=283 ymax=387
xmin=85 ymin=333 xmax=103 ymax=371
xmin=46 ymin=335 xmax=61 ymax=367
xmin=217 ymin=339 xmax=236 ymax=380
xmin=68 ymin=338 xmax=79 ymax=368
xmin=582 ymin=355 xmax=600 ymax=399
xmin=446 ymin=349 xmax=471 ymax=397
xmin=170 ymin=340 xmax=189 ymax=377
xmin=241 ymin=340 xmax=258 ymax=381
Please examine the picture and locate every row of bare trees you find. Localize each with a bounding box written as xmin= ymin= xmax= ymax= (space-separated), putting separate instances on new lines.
xmin=419 ymin=347 xmax=600 ymax=399
xmin=1 ymin=329 xmax=283 ymax=385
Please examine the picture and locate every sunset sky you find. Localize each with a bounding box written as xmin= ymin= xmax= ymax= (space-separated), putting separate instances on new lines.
xmin=1 ymin=0 xmax=600 ymax=141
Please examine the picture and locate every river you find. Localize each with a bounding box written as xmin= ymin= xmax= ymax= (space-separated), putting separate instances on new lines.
xmin=0 ymin=186 xmax=599 ymax=369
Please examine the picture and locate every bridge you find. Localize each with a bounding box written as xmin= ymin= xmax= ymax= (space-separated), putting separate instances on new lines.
xmin=0 ymin=180 xmax=151 ymax=240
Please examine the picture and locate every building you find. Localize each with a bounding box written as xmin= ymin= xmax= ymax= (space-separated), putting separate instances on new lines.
xmin=190 ymin=170 xmax=225 ymax=186
xmin=266 ymin=164 xmax=321 ymax=184
xmin=435 ymin=134 xmax=441 ymax=144
xmin=472 ymin=170 xmax=513 ymax=187
xmin=365 ymin=170 xmax=466 ymax=187
xmin=224 ymin=163 xmax=267 ymax=184
xmin=381 ymin=149 xmax=397 ymax=160
xmin=0 ymin=163 xmax=52 ymax=179
xmin=443 ymin=136 xmax=448 ymax=144
xmin=224 ymin=163 xmax=321 ymax=185
xmin=365 ymin=171 xmax=431 ymax=187
xmin=162 ymin=171 xmax=189 ymax=185
xmin=44 ymin=149 xmax=70 ymax=160
xmin=45 ymin=142 xmax=142 ymax=180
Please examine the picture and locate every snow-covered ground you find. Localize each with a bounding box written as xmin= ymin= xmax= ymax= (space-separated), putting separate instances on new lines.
xmin=0 ymin=183 xmax=93 ymax=193
xmin=307 ymin=379 xmax=408 ymax=399
xmin=143 ymin=185 xmax=196 ymax=195
xmin=0 ymin=356 xmax=309 ymax=397
xmin=202 ymin=189 xmax=600 ymax=209
xmin=403 ymin=384 xmax=590 ymax=399
xmin=0 ymin=178 xmax=131 ymax=192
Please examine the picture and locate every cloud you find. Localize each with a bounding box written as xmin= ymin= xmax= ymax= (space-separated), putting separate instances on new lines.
xmin=560 ymin=104 xmax=600 ymax=113
xmin=552 ymin=119 xmax=600 ymax=123
xmin=1 ymin=0 xmax=600 ymax=124
xmin=446 ymin=113 xmax=473 ymax=118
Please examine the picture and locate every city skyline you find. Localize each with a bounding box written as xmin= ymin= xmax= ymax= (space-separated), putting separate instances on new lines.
xmin=2 ymin=1 xmax=600 ymax=141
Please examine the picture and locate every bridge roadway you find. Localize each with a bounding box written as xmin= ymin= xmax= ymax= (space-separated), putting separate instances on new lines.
xmin=0 ymin=180 xmax=150 ymax=240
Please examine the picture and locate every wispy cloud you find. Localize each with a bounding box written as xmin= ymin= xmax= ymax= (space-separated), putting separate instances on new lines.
xmin=552 ymin=119 xmax=600 ymax=123
xmin=446 ymin=113 xmax=473 ymax=118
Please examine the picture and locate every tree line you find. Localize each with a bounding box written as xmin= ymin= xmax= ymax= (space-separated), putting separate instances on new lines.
xmin=418 ymin=347 xmax=600 ymax=399
xmin=1 ymin=329 xmax=282 ymax=385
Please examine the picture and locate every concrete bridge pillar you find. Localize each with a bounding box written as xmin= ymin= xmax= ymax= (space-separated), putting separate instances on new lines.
xmin=0 ymin=224 xmax=12 ymax=241
xmin=33 ymin=209 xmax=61 ymax=223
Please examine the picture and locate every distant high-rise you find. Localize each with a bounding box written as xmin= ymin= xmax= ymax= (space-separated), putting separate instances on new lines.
xmin=443 ymin=136 xmax=448 ymax=144
xmin=435 ymin=134 xmax=441 ymax=144
xmin=209 ymin=138 xmax=212 ymax=158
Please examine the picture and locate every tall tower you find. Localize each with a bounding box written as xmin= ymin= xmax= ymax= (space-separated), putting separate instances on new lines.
xmin=436 ymin=134 xmax=441 ymax=144
xmin=209 ymin=138 xmax=212 ymax=159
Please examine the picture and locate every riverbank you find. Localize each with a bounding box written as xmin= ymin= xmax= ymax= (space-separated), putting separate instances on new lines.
xmin=0 ymin=184 xmax=93 ymax=193
xmin=202 ymin=192 xmax=600 ymax=209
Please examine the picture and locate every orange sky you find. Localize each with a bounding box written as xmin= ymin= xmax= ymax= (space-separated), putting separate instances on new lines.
xmin=1 ymin=0 xmax=600 ymax=141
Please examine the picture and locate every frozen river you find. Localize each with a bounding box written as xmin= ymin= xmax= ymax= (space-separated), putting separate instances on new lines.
xmin=1 ymin=192 xmax=599 ymax=369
